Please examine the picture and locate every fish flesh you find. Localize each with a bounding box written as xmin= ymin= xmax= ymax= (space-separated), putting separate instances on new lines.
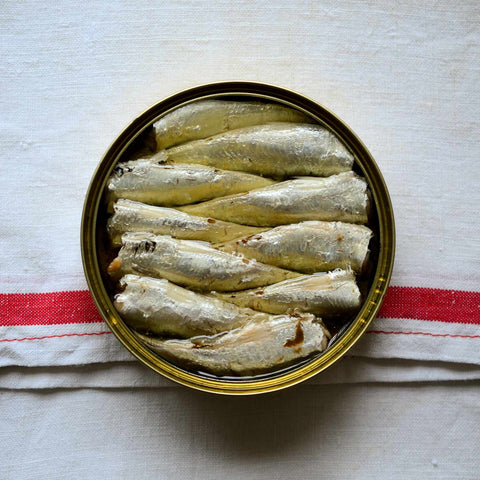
xmin=216 ymin=221 xmax=372 ymax=273
xmin=135 ymin=314 xmax=330 ymax=376
xmin=154 ymin=99 xmax=313 ymax=149
xmin=107 ymin=199 xmax=266 ymax=247
xmin=162 ymin=122 xmax=353 ymax=177
xmin=106 ymin=159 xmax=274 ymax=206
xmin=114 ymin=274 xmax=280 ymax=337
xmin=108 ymin=233 xmax=300 ymax=291
xmin=180 ymin=172 xmax=370 ymax=226
xmin=214 ymin=270 xmax=362 ymax=316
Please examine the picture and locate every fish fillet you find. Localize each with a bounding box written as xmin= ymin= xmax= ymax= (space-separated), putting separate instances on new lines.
xmin=135 ymin=315 xmax=330 ymax=376
xmin=214 ymin=270 xmax=362 ymax=316
xmin=180 ymin=172 xmax=369 ymax=226
xmin=107 ymin=199 xmax=266 ymax=247
xmin=154 ymin=99 xmax=313 ymax=149
xmin=106 ymin=159 xmax=273 ymax=206
xmin=114 ymin=275 xmax=278 ymax=337
xmin=216 ymin=221 xmax=372 ymax=273
xmin=162 ymin=122 xmax=353 ymax=177
xmin=108 ymin=233 xmax=300 ymax=291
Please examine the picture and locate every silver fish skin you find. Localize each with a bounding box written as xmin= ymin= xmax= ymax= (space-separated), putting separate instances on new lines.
xmin=135 ymin=315 xmax=330 ymax=376
xmin=214 ymin=270 xmax=362 ymax=316
xmin=164 ymin=122 xmax=353 ymax=177
xmin=107 ymin=199 xmax=266 ymax=247
xmin=154 ymin=100 xmax=313 ymax=150
xmin=216 ymin=221 xmax=372 ymax=273
xmin=114 ymin=275 xmax=276 ymax=337
xmin=108 ymin=233 xmax=300 ymax=291
xmin=180 ymin=172 xmax=370 ymax=226
xmin=106 ymin=159 xmax=274 ymax=206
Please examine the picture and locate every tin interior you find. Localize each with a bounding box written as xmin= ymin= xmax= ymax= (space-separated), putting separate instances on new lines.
xmin=82 ymin=82 xmax=395 ymax=394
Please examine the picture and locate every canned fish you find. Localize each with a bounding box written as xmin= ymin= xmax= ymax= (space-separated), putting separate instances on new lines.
xmin=81 ymin=82 xmax=395 ymax=394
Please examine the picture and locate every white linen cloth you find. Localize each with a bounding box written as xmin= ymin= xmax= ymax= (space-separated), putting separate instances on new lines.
xmin=1 ymin=0 xmax=479 ymax=379
xmin=2 ymin=383 xmax=479 ymax=480
xmin=1 ymin=3 xmax=479 ymax=480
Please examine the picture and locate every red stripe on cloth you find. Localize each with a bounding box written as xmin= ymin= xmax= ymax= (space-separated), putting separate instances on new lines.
xmin=0 ymin=331 xmax=112 ymax=343
xmin=367 ymin=330 xmax=480 ymax=339
xmin=377 ymin=286 xmax=480 ymax=324
xmin=2 ymin=330 xmax=479 ymax=343
xmin=0 ymin=290 xmax=102 ymax=326
xmin=0 ymin=286 xmax=479 ymax=327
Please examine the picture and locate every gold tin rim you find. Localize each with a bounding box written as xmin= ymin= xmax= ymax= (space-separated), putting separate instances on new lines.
xmin=81 ymin=81 xmax=395 ymax=395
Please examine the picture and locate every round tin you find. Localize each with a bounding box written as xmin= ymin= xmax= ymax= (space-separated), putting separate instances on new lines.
xmin=81 ymin=82 xmax=395 ymax=395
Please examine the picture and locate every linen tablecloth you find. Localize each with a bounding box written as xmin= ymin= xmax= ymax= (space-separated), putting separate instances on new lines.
xmin=1 ymin=1 xmax=479 ymax=478
xmin=1 ymin=0 xmax=478 ymax=379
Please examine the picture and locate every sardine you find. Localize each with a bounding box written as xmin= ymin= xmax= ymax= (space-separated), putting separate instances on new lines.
xmin=154 ymin=100 xmax=313 ymax=149
xmin=135 ymin=314 xmax=330 ymax=376
xmin=114 ymin=274 xmax=277 ymax=337
xmin=214 ymin=270 xmax=362 ymax=316
xmin=108 ymin=233 xmax=300 ymax=291
xmin=162 ymin=122 xmax=353 ymax=177
xmin=107 ymin=199 xmax=266 ymax=247
xmin=180 ymin=172 xmax=370 ymax=226
xmin=106 ymin=159 xmax=274 ymax=206
xmin=216 ymin=221 xmax=372 ymax=273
